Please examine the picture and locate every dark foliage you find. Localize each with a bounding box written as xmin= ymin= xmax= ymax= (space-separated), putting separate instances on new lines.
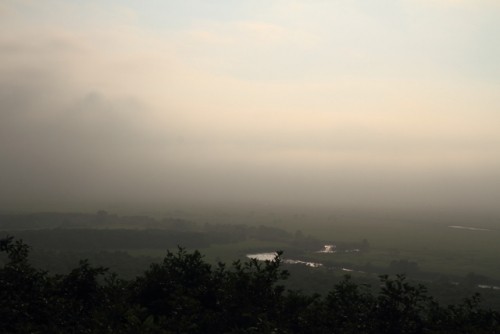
xmin=1 ymin=236 xmax=499 ymax=333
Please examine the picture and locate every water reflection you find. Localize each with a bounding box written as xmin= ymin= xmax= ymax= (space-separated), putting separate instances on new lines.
xmin=246 ymin=252 xmax=322 ymax=267
xmin=316 ymin=244 xmax=360 ymax=253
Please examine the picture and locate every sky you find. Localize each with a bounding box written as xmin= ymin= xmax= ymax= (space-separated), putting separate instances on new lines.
xmin=0 ymin=0 xmax=499 ymax=212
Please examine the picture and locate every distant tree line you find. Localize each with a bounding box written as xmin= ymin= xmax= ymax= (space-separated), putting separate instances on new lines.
xmin=0 ymin=212 xmax=160 ymax=229
xmin=0 ymin=226 xmax=294 ymax=251
xmin=0 ymin=229 xmax=210 ymax=250
xmin=0 ymin=212 xmax=298 ymax=249
xmin=1 ymin=236 xmax=499 ymax=334
xmin=0 ymin=212 xmax=368 ymax=251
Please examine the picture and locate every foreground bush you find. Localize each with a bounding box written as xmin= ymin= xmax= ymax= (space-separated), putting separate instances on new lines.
xmin=1 ymin=236 xmax=499 ymax=333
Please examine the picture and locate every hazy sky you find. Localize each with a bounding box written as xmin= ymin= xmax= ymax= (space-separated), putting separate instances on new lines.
xmin=1 ymin=0 xmax=499 ymax=211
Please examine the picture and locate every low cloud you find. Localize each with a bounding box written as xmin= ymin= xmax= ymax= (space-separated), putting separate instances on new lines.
xmin=1 ymin=1 xmax=499 ymax=212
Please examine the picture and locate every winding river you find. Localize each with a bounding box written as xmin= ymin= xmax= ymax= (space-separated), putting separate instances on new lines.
xmin=246 ymin=248 xmax=498 ymax=290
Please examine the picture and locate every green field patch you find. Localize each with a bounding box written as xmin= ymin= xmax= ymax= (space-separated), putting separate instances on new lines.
xmin=196 ymin=239 xmax=291 ymax=264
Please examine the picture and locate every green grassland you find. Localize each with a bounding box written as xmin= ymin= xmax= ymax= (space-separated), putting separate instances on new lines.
xmin=126 ymin=216 xmax=500 ymax=280
xmin=1 ymin=206 xmax=499 ymax=282
xmin=127 ymin=239 xmax=291 ymax=264
xmin=296 ymin=220 xmax=500 ymax=279
xmin=166 ymin=206 xmax=500 ymax=280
